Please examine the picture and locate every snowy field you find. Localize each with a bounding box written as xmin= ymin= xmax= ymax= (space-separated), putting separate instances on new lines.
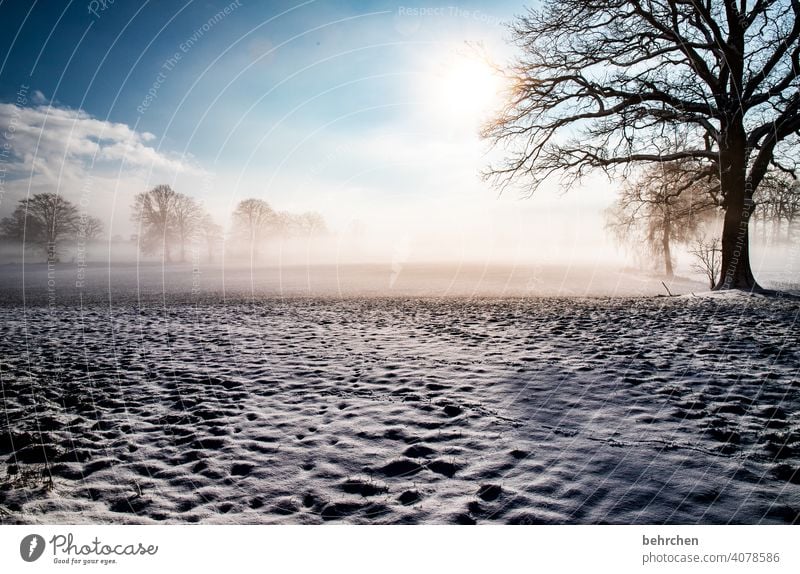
xmin=0 ymin=264 xmax=798 ymax=524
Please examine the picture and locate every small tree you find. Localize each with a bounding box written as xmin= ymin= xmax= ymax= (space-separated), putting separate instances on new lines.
xmin=231 ymin=198 xmax=276 ymax=259
xmin=76 ymin=215 xmax=104 ymax=241
xmin=690 ymin=234 xmax=723 ymax=290
xmin=607 ymin=162 xmax=717 ymax=276
xmin=294 ymin=211 xmax=328 ymax=237
xmin=273 ymin=211 xmax=328 ymax=238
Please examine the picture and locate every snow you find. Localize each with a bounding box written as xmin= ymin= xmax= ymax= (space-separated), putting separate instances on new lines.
xmin=0 ymin=265 xmax=798 ymax=524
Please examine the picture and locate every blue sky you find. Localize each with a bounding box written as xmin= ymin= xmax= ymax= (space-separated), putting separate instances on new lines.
xmin=0 ymin=0 xmax=620 ymax=264
xmin=1 ymin=1 xmax=517 ymax=156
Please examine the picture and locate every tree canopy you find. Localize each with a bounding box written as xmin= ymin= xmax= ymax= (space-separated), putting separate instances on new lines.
xmin=0 ymin=193 xmax=101 ymax=260
xmin=484 ymin=0 xmax=799 ymax=289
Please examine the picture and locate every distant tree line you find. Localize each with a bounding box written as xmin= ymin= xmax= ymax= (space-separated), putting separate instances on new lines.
xmin=0 ymin=185 xmax=328 ymax=263
xmin=230 ymin=197 xmax=327 ymax=261
xmin=131 ymin=184 xmax=327 ymax=262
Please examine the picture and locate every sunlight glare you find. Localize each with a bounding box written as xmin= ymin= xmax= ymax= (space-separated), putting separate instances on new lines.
xmin=428 ymin=53 xmax=504 ymax=125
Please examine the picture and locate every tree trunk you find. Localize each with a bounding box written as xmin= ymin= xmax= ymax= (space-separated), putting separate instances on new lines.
xmin=714 ymin=121 xmax=761 ymax=291
xmin=662 ymin=220 xmax=673 ymax=278
xmin=715 ymin=198 xmax=759 ymax=289
xmin=708 ymin=246 xmax=717 ymax=290
xmin=250 ymin=229 xmax=258 ymax=261
xmin=715 ymin=165 xmax=761 ymax=290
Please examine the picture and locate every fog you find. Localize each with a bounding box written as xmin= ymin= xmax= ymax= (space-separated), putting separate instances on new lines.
xmin=0 ymin=182 xmax=619 ymax=266
xmin=4 ymin=97 xmax=796 ymax=298
xmin=1 ymin=190 xmax=798 ymax=301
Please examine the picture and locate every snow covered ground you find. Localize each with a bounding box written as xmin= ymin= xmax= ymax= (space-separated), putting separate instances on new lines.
xmin=0 ymin=265 xmax=798 ymax=524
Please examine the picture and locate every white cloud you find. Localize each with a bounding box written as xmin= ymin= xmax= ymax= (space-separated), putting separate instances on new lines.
xmin=0 ymin=102 xmax=208 ymax=235
xmin=0 ymin=103 xmax=194 ymax=177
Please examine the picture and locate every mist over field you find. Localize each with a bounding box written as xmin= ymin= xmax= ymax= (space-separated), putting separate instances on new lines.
xmin=1 ymin=200 xmax=796 ymax=300
xmin=1 ymin=0 xmax=799 ymax=534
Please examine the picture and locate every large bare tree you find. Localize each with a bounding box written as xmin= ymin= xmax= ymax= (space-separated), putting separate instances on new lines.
xmin=484 ymin=0 xmax=800 ymax=290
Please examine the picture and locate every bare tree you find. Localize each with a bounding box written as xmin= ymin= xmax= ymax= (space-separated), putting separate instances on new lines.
xmin=198 ymin=213 xmax=223 ymax=262
xmin=274 ymin=211 xmax=328 ymax=238
xmin=752 ymin=170 xmax=800 ymax=241
xmin=131 ymin=185 xmax=179 ymax=261
xmin=484 ymin=1 xmax=800 ymax=290
xmin=0 ymin=193 xmax=80 ymax=260
xmin=607 ymin=162 xmax=717 ymax=276
xmin=273 ymin=211 xmax=294 ymax=237
xmin=690 ymin=233 xmax=723 ymax=289
xmin=293 ymin=211 xmax=328 ymax=237
xmin=231 ymin=198 xmax=276 ymax=259
xmin=76 ymin=215 xmax=104 ymax=241
xmin=172 ymin=194 xmax=204 ymax=262
xmin=1 ymin=205 xmax=41 ymax=242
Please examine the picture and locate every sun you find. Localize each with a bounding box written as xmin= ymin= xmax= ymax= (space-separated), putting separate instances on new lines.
xmin=427 ymin=52 xmax=504 ymax=124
